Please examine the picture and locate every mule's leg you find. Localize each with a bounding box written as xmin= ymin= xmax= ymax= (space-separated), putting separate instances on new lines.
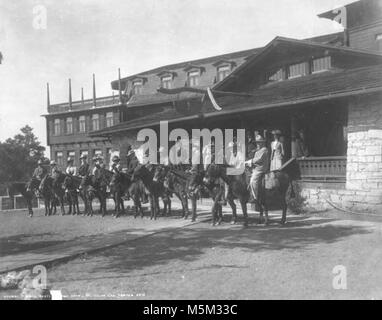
xmin=240 ymin=198 xmax=249 ymax=227
xmin=280 ymin=196 xmax=287 ymax=225
xmin=149 ymin=195 xmax=155 ymax=220
xmin=60 ymin=195 xmax=66 ymax=216
xmin=191 ymin=196 xmax=197 ymax=222
xmin=217 ymin=204 xmax=223 ymax=225
xmin=228 ymin=196 xmax=237 ymax=224
xmin=154 ymin=197 xmax=160 ymax=220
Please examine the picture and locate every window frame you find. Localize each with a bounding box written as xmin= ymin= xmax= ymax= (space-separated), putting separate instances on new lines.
xmin=79 ymin=115 xmax=86 ymax=133
xmin=287 ymin=61 xmax=309 ymax=79
xmin=132 ymin=79 xmax=143 ymax=95
xmin=217 ymin=65 xmax=231 ymax=82
xmin=188 ymin=70 xmax=200 ymax=87
xmin=66 ymin=117 xmax=73 ymax=134
xmin=91 ymin=114 xmax=100 ymax=131
xmin=106 ymin=112 xmax=114 ymax=127
xmin=54 ymin=119 xmax=61 ymax=136
xmin=161 ymin=75 xmax=173 ymax=89
xmin=311 ymin=56 xmax=332 ymax=74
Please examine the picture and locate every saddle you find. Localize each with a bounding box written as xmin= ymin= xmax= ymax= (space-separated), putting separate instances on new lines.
xmin=264 ymin=171 xmax=280 ymax=190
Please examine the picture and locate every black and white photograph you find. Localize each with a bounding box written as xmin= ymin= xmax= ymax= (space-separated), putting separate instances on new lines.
xmin=0 ymin=0 xmax=382 ymax=304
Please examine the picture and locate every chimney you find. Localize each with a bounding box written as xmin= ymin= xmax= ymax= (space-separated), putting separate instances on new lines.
xmin=68 ymin=78 xmax=72 ymax=110
xmin=46 ymin=82 xmax=50 ymax=112
xmin=92 ymin=73 xmax=96 ymax=108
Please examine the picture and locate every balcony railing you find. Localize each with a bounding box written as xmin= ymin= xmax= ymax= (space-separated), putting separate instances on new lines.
xmin=296 ymin=156 xmax=347 ymax=181
xmin=48 ymin=94 xmax=129 ymax=114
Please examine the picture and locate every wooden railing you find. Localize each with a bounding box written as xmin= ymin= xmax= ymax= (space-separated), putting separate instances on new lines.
xmin=296 ymin=156 xmax=347 ymax=181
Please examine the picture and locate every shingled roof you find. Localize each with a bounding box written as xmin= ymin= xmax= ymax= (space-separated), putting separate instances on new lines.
xmin=90 ymin=64 xmax=382 ymax=137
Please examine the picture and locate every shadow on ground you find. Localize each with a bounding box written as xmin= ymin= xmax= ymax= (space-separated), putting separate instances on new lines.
xmin=73 ymin=214 xmax=372 ymax=277
xmin=0 ymin=233 xmax=64 ymax=256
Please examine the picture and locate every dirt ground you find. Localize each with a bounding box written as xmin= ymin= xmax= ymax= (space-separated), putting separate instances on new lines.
xmin=43 ymin=213 xmax=382 ymax=300
xmin=1 ymin=204 xmax=382 ymax=300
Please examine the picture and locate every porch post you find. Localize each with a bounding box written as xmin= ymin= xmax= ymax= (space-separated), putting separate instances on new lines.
xmin=291 ymin=114 xmax=298 ymax=158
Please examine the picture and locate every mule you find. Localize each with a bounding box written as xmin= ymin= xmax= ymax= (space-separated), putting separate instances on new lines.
xmin=7 ymin=182 xmax=35 ymax=217
xmin=63 ymin=175 xmax=80 ymax=215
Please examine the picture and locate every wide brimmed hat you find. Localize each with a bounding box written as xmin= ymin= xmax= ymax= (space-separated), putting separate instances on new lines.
xmin=67 ymin=157 xmax=73 ymax=162
xmin=112 ymin=155 xmax=120 ymax=162
xmin=272 ymin=129 xmax=282 ymax=135
xmin=80 ymin=154 xmax=87 ymax=160
xmin=50 ymin=160 xmax=56 ymax=165
xmin=255 ymin=135 xmax=266 ymax=143
xmin=127 ymin=150 xmax=135 ymax=157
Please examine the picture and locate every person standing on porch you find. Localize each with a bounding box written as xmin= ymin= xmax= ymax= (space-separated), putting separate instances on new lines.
xmin=245 ymin=135 xmax=269 ymax=203
xmin=270 ymin=130 xmax=284 ymax=171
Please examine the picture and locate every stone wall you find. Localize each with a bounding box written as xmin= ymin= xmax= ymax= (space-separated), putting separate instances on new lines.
xmin=298 ymin=93 xmax=382 ymax=214
xmin=345 ymin=93 xmax=382 ymax=210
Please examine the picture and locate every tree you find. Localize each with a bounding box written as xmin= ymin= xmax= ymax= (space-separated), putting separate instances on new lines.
xmin=0 ymin=126 xmax=46 ymax=182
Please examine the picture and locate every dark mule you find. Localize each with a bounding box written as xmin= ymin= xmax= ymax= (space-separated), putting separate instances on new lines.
xmin=51 ymin=172 xmax=67 ymax=215
xmin=155 ymin=166 xmax=190 ymax=218
xmin=204 ymin=164 xmax=249 ymax=226
xmin=38 ymin=176 xmax=58 ymax=216
xmin=85 ymin=169 xmax=114 ymax=217
xmin=133 ymin=164 xmax=171 ymax=220
xmin=63 ymin=175 xmax=80 ymax=215
xmin=206 ymin=162 xmax=296 ymax=226
xmin=7 ymin=182 xmax=35 ymax=217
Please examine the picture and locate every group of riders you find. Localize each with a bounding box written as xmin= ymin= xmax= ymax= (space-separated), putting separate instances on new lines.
xmin=22 ymin=129 xmax=291 ymax=224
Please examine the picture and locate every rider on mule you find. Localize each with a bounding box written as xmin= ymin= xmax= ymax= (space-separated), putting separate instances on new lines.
xmin=49 ymin=160 xmax=62 ymax=189
xmin=65 ymin=157 xmax=77 ymax=176
xmin=26 ymin=159 xmax=48 ymax=192
xmin=245 ymin=134 xmax=270 ymax=203
xmin=78 ymin=154 xmax=90 ymax=190
xmin=111 ymin=155 xmax=122 ymax=174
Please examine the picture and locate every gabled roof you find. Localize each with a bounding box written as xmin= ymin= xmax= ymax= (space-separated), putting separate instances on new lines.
xmin=213 ymin=36 xmax=382 ymax=91
xmin=90 ymin=64 xmax=382 ymax=137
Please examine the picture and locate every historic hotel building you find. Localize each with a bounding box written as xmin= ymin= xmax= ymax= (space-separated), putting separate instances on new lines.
xmin=44 ymin=0 xmax=382 ymax=212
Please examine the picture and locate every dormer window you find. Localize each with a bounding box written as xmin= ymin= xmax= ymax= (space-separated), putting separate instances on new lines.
xmin=161 ymin=75 xmax=173 ymax=89
xmin=268 ymin=68 xmax=284 ymax=82
xmin=217 ymin=65 xmax=231 ymax=82
xmin=312 ymin=56 xmax=331 ymax=73
xmin=288 ymin=62 xmax=309 ymax=79
xmin=132 ymin=79 xmax=143 ymax=95
xmin=188 ymin=70 xmax=200 ymax=87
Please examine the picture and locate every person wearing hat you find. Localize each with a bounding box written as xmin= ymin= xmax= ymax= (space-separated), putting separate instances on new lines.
xmin=246 ymin=130 xmax=257 ymax=160
xmin=245 ymin=135 xmax=270 ymax=203
xmin=78 ymin=154 xmax=90 ymax=190
xmin=111 ymin=155 xmax=122 ymax=174
xmin=65 ymin=157 xmax=77 ymax=176
xmin=49 ymin=160 xmax=61 ymax=176
xmin=270 ymin=129 xmax=285 ymax=171
xmin=27 ymin=159 xmax=48 ymax=192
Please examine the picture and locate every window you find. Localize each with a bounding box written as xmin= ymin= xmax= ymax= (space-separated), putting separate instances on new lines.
xmin=79 ymin=115 xmax=86 ymax=133
xmin=288 ymin=62 xmax=309 ymax=79
xmin=106 ymin=112 xmax=114 ymax=127
xmin=80 ymin=150 xmax=88 ymax=160
xmin=312 ymin=56 xmax=331 ymax=73
xmin=68 ymin=151 xmax=75 ymax=165
xmin=56 ymin=152 xmax=63 ymax=167
xmin=92 ymin=114 xmax=99 ymax=131
xmin=161 ymin=75 xmax=173 ymax=89
xmin=66 ymin=117 xmax=73 ymax=134
xmin=188 ymin=70 xmax=200 ymax=87
xmin=268 ymin=68 xmax=284 ymax=82
xmin=133 ymin=80 xmax=143 ymax=95
xmin=217 ymin=65 xmax=231 ymax=82
xmin=54 ymin=119 xmax=61 ymax=136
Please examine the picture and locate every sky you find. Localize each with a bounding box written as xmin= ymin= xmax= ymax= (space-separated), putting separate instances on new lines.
xmin=0 ymin=0 xmax=353 ymax=151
